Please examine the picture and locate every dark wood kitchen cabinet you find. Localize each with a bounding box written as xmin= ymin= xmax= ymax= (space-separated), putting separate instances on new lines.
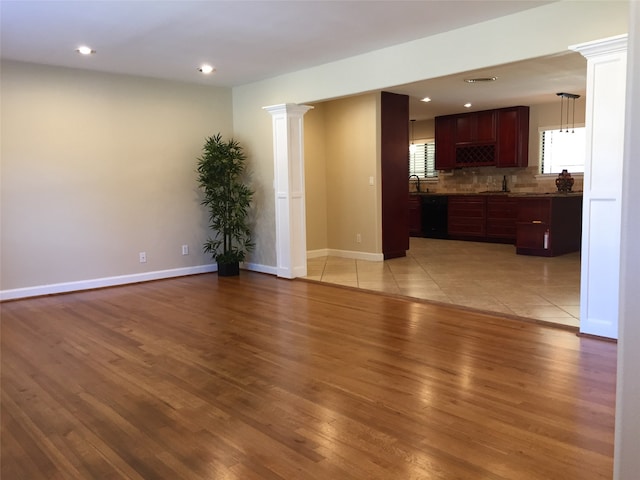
xmin=486 ymin=195 xmax=518 ymax=242
xmin=435 ymin=106 xmax=529 ymax=170
xmin=516 ymin=195 xmax=582 ymax=256
xmin=434 ymin=115 xmax=456 ymax=170
xmin=496 ymin=106 xmax=529 ymax=168
xmin=448 ymin=195 xmax=486 ymax=238
xmin=408 ymin=195 xmax=422 ymax=236
xmin=447 ymin=194 xmax=516 ymax=243
xmin=455 ymin=110 xmax=496 ymax=144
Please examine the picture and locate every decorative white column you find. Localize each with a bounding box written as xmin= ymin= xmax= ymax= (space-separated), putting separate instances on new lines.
xmin=263 ymin=103 xmax=313 ymax=279
xmin=614 ymin=2 xmax=640 ymax=477
xmin=570 ymin=35 xmax=627 ymax=339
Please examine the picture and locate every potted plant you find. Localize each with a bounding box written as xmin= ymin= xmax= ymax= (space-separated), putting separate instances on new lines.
xmin=196 ymin=133 xmax=254 ymax=276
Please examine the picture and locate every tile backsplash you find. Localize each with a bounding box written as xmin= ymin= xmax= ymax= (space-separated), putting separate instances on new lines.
xmin=410 ymin=166 xmax=583 ymax=194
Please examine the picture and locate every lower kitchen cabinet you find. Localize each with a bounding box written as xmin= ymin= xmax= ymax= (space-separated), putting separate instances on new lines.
xmin=486 ymin=196 xmax=518 ymax=242
xmin=515 ymin=195 xmax=582 ymax=256
xmin=447 ymin=194 xmax=518 ymax=243
xmin=409 ymin=195 xmax=449 ymax=238
xmin=408 ymin=195 xmax=422 ymax=236
xmin=448 ymin=196 xmax=486 ymax=238
xmin=420 ymin=194 xmax=581 ymax=250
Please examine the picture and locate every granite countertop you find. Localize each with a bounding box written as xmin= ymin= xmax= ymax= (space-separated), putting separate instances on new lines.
xmin=507 ymin=191 xmax=583 ymax=198
xmin=411 ymin=191 xmax=583 ymax=197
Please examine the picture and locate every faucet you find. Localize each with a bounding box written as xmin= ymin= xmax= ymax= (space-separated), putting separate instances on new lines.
xmin=409 ymin=174 xmax=421 ymax=193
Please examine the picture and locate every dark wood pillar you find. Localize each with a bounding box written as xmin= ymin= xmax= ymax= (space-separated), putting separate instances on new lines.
xmin=381 ymin=91 xmax=409 ymax=259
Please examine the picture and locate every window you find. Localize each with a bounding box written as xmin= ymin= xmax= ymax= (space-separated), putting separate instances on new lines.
xmin=409 ymin=141 xmax=437 ymax=178
xmin=540 ymin=127 xmax=586 ymax=174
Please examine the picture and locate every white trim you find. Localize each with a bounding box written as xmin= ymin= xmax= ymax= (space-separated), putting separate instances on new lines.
xmin=572 ymin=34 xmax=628 ymax=340
xmin=1 ymin=265 xmax=215 ymax=301
xmin=1 ymin=262 xmax=278 ymax=301
xmin=307 ymin=249 xmax=330 ymax=259
xmin=307 ymin=248 xmax=384 ymax=262
xmin=263 ymin=103 xmax=313 ymax=279
xmin=569 ymin=34 xmax=628 ymax=58
xmin=242 ymin=262 xmax=278 ymax=275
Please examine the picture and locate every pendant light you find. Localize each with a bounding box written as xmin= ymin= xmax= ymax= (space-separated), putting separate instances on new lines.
xmin=556 ymin=92 xmax=580 ymax=133
xmin=409 ymin=119 xmax=416 ymax=154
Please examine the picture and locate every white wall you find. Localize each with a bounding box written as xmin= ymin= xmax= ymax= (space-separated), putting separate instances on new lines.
xmin=304 ymin=94 xmax=380 ymax=256
xmin=1 ymin=61 xmax=233 ymax=297
xmin=303 ymin=103 xmax=329 ymax=252
xmin=325 ymin=93 xmax=380 ymax=254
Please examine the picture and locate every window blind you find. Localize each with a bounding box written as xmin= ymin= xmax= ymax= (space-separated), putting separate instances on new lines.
xmin=409 ymin=142 xmax=437 ymax=178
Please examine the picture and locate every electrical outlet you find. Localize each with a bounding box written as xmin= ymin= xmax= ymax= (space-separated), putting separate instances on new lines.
xmin=356 ymin=233 xmax=362 ymax=243
xmin=139 ymin=252 xmax=147 ymax=263
xmin=181 ymin=244 xmax=189 ymax=255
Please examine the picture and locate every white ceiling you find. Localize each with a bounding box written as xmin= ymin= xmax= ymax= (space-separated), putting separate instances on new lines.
xmin=388 ymin=51 xmax=587 ymax=121
xmin=1 ymin=0 xmax=584 ymax=120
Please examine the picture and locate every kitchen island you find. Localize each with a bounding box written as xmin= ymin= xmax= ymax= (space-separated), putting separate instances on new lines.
xmin=513 ymin=193 xmax=583 ymax=256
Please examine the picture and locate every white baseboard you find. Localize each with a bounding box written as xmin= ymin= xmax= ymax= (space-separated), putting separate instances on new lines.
xmin=579 ymin=316 xmax=618 ymax=340
xmin=307 ymin=248 xmax=384 ymax=262
xmin=242 ymin=262 xmax=277 ymax=276
xmin=307 ymin=249 xmax=330 ymax=259
xmin=0 ymin=262 xmax=276 ymax=301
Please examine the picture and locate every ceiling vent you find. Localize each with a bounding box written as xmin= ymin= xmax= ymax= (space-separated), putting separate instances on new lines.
xmin=464 ymin=77 xmax=497 ymax=83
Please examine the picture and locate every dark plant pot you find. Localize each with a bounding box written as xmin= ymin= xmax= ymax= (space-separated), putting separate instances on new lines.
xmin=217 ymin=261 xmax=240 ymax=277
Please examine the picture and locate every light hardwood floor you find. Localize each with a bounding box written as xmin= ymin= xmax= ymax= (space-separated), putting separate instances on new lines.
xmin=1 ymin=272 xmax=615 ymax=479
xmin=306 ymin=237 xmax=581 ymax=329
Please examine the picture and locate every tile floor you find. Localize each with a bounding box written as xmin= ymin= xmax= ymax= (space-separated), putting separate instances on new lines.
xmin=304 ymin=237 xmax=581 ymax=329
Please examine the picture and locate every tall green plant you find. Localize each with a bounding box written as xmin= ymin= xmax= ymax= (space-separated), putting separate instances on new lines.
xmin=196 ymin=133 xmax=254 ymax=264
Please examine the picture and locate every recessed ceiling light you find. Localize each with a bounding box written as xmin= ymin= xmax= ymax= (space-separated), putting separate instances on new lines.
xmin=76 ymin=46 xmax=95 ymax=55
xmin=464 ymin=103 xmax=472 ymax=108
xmin=421 ymin=97 xmax=432 ymax=103
xmin=198 ymin=64 xmax=215 ymax=74
xmin=464 ymin=77 xmax=497 ymax=83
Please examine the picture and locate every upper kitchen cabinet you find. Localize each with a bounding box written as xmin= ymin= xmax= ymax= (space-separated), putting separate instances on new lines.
xmin=434 ymin=115 xmax=456 ymax=170
xmin=496 ymin=106 xmax=529 ymax=168
xmin=455 ymin=110 xmax=496 ymax=144
xmin=435 ymin=106 xmax=529 ymax=169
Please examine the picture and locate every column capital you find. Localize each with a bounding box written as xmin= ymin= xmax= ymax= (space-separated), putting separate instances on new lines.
xmin=570 ymin=34 xmax=628 ymax=59
xmin=263 ymin=103 xmax=313 ymax=117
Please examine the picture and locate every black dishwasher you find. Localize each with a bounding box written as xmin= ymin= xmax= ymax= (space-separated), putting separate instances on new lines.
xmin=421 ymin=195 xmax=448 ymax=238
